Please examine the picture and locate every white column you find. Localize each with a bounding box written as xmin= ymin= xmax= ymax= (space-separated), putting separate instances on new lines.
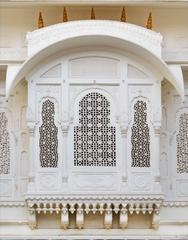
xmin=154 ymin=126 xmax=162 ymax=193
xmin=61 ymin=123 xmax=69 ymax=187
xmin=120 ymin=124 xmax=128 ymax=191
xmin=27 ymin=123 xmax=36 ymax=188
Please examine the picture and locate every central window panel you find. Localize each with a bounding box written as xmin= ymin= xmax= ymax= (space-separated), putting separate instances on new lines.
xmin=74 ymin=92 xmax=116 ymax=167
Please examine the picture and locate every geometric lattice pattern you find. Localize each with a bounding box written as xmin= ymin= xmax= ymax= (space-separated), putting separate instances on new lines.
xmin=0 ymin=112 xmax=10 ymax=174
xmin=39 ymin=99 xmax=58 ymax=167
xmin=131 ymin=100 xmax=150 ymax=167
xmin=74 ymin=92 xmax=116 ymax=166
xmin=177 ymin=112 xmax=188 ymax=174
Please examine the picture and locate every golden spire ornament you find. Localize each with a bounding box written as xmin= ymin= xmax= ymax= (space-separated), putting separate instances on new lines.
xmin=91 ymin=7 xmax=95 ymax=20
xmin=63 ymin=7 xmax=68 ymax=22
xmin=146 ymin=12 xmax=152 ymax=30
xmin=121 ymin=7 xmax=127 ymax=22
xmin=38 ymin=11 xmax=44 ymax=29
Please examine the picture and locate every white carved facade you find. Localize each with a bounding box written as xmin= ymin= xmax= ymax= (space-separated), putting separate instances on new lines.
xmin=0 ymin=1 xmax=188 ymax=239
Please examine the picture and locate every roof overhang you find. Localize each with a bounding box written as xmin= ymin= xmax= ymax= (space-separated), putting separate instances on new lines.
xmin=6 ymin=20 xmax=184 ymax=99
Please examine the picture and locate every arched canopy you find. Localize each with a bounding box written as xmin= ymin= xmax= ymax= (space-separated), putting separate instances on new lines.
xmin=6 ymin=20 xmax=184 ymax=99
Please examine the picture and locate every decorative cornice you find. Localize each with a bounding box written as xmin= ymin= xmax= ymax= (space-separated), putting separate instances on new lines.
xmin=0 ymin=201 xmax=25 ymax=207
xmin=163 ymin=201 xmax=188 ymax=207
xmin=25 ymin=194 xmax=164 ymax=202
xmin=27 ymin=20 xmax=162 ymax=57
xmin=25 ymin=194 xmax=163 ymax=215
xmin=27 ymin=201 xmax=160 ymax=214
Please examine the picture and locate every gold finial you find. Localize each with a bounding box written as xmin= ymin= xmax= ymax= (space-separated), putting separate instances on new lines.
xmin=91 ymin=7 xmax=95 ymax=20
xmin=38 ymin=11 xmax=44 ymax=29
xmin=63 ymin=7 xmax=68 ymax=22
xmin=121 ymin=7 xmax=127 ymax=22
xmin=146 ymin=12 xmax=152 ymax=30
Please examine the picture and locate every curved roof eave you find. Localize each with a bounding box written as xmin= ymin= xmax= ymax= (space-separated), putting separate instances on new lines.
xmin=6 ymin=27 xmax=184 ymax=100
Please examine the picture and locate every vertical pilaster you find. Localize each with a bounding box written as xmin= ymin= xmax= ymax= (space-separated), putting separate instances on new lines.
xmin=61 ymin=123 xmax=69 ymax=187
xmin=154 ymin=126 xmax=162 ymax=193
xmin=120 ymin=124 xmax=128 ymax=191
xmin=27 ymin=123 xmax=36 ymax=189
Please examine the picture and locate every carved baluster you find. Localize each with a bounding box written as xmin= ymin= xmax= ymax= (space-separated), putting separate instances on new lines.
xmin=135 ymin=203 xmax=140 ymax=214
xmin=69 ymin=203 xmax=75 ymax=214
xmin=142 ymin=203 xmax=147 ymax=214
xmin=56 ymin=202 xmax=60 ymax=214
xmin=129 ymin=203 xmax=134 ymax=215
xmin=148 ymin=203 xmax=153 ymax=214
xmin=85 ymin=203 xmax=90 ymax=214
xmin=99 ymin=203 xmax=104 ymax=214
xmin=92 ymin=203 xmax=97 ymax=214
xmin=43 ymin=202 xmax=47 ymax=214
xmin=113 ymin=203 xmax=119 ymax=214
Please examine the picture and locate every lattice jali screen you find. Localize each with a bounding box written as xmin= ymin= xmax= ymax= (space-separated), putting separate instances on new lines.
xmin=177 ymin=112 xmax=188 ymax=174
xmin=0 ymin=112 xmax=10 ymax=174
xmin=131 ymin=100 xmax=150 ymax=167
xmin=74 ymin=92 xmax=116 ymax=166
xmin=39 ymin=99 xmax=58 ymax=167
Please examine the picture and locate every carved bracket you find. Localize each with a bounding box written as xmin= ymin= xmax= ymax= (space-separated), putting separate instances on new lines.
xmin=26 ymin=196 xmax=163 ymax=230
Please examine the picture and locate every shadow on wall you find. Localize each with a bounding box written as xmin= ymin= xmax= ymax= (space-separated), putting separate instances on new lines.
xmin=37 ymin=212 xmax=151 ymax=229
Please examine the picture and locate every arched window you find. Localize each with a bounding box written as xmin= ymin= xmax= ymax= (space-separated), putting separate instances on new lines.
xmin=177 ymin=112 xmax=188 ymax=174
xmin=39 ymin=99 xmax=58 ymax=167
xmin=131 ymin=100 xmax=150 ymax=167
xmin=74 ymin=92 xmax=116 ymax=167
xmin=0 ymin=112 xmax=10 ymax=174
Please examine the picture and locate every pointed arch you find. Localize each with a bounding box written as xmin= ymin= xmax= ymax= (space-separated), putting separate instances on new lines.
xmin=39 ymin=99 xmax=58 ymax=168
xmin=131 ymin=100 xmax=150 ymax=167
xmin=176 ymin=110 xmax=188 ymax=174
xmin=74 ymin=91 xmax=116 ymax=167
xmin=0 ymin=112 xmax=10 ymax=174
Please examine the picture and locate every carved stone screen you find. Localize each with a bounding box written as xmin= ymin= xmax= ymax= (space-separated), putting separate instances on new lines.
xmin=39 ymin=99 xmax=58 ymax=167
xmin=0 ymin=112 xmax=10 ymax=174
xmin=177 ymin=112 xmax=188 ymax=174
xmin=131 ymin=100 xmax=150 ymax=167
xmin=74 ymin=92 xmax=116 ymax=166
